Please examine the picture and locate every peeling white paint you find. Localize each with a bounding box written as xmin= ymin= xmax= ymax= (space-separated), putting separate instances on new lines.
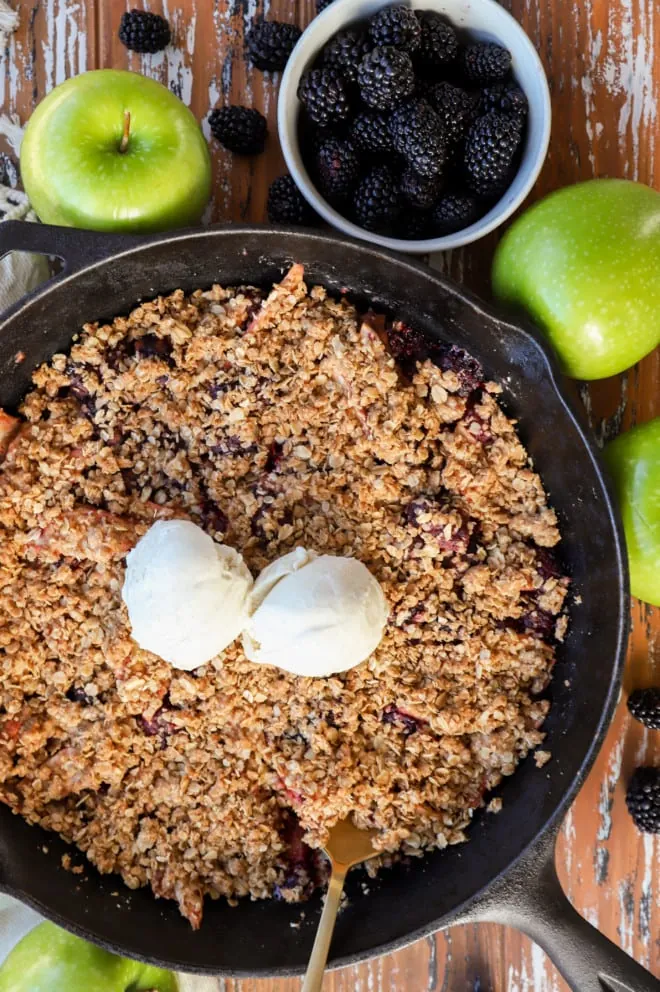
xmin=561 ymin=804 xmax=577 ymax=888
xmin=506 ymin=945 xmax=561 ymax=992
xmin=597 ymin=735 xmax=624 ymax=841
xmin=611 ymin=0 xmax=657 ymax=178
xmin=576 ymin=0 xmax=658 ymax=178
xmin=618 ymin=878 xmax=635 ymax=955
xmin=637 ymin=832 xmax=657 ymax=964
xmin=40 ymin=0 xmax=88 ymax=92
xmin=164 ymin=1 xmax=195 ymax=105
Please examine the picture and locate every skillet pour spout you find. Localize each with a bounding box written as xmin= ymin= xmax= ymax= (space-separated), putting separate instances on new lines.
xmin=0 ymin=220 xmax=652 ymax=991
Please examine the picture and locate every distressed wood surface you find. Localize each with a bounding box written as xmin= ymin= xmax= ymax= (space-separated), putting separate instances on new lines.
xmin=1 ymin=1 xmax=659 ymax=989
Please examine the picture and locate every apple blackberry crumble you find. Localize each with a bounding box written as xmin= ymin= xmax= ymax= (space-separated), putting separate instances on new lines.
xmin=0 ymin=265 xmax=569 ymax=927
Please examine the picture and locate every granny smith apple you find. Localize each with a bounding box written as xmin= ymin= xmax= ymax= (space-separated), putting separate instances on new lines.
xmin=604 ymin=418 xmax=660 ymax=606
xmin=492 ymin=179 xmax=660 ymax=379
xmin=0 ymin=921 xmax=178 ymax=992
xmin=20 ymin=70 xmax=211 ymax=233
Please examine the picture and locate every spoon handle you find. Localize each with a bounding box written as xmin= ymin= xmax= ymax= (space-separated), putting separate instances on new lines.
xmin=301 ymin=866 xmax=346 ymax=992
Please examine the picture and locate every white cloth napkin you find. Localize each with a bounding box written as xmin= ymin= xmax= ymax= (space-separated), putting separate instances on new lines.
xmin=0 ymin=186 xmax=51 ymax=311
xmin=0 ymin=110 xmax=51 ymax=311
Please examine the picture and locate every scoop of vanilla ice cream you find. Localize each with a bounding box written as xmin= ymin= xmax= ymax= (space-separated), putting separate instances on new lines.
xmin=242 ymin=547 xmax=388 ymax=677
xmin=122 ymin=519 xmax=253 ymax=670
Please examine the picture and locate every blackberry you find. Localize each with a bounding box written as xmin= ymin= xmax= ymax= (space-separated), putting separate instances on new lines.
xmin=349 ymin=111 xmax=394 ymax=154
xmin=389 ymin=100 xmax=446 ymax=179
xmin=298 ymin=68 xmax=352 ymax=127
xmin=118 ymin=10 xmax=170 ymax=53
xmin=400 ymin=167 xmax=443 ymax=209
xmin=464 ymin=112 xmax=523 ymax=197
xmin=299 ymin=117 xmax=337 ymax=147
xmin=246 ymin=21 xmax=301 ymax=72
xmin=461 ymin=42 xmax=512 ymax=85
xmin=626 ymin=767 xmax=660 ymax=833
xmin=369 ymin=5 xmax=421 ymax=53
xmin=432 ymin=194 xmax=480 ymax=235
xmin=427 ymin=82 xmax=476 ymax=145
xmin=322 ymin=28 xmax=372 ymax=86
xmin=414 ymin=11 xmax=458 ymax=74
xmin=357 ymin=47 xmax=415 ymax=110
xmin=628 ymin=688 xmax=660 ymax=730
xmin=353 ymin=164 xmax=401 ymax=232
xmin=478 ymin=82 xmax=529 ymax=118
xmin=316 ymin=0 xmax=334 ymax=11
xmin=316 ymin=137 xmax=360 ymax=201
xmin=395 ymin=210 xmax=431 ymax=240
xmin=267 ymin=175 xmax=315 ymax=225
xmin=208 ymin=106 xmax=267 ymax=154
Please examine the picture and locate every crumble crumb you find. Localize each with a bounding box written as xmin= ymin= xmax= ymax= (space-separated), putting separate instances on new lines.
xmin=534 ymin=750 xmax=552 ymax=768
xmin=486 ymin=797 xmax=503 ymax=814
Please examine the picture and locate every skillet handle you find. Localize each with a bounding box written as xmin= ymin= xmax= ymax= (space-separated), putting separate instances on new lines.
xmin=458 ymin=826 xmax=658 ymax=992
xmin=0 ymin=220 xmax=146 ymax=277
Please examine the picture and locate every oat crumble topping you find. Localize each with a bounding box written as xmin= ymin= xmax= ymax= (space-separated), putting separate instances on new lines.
xmin=0 ymin=265 xmax=569 ymax=927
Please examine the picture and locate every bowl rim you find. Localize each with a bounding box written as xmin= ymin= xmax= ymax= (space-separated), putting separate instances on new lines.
xmin=278 ymin=0 xmax=552 ymax=254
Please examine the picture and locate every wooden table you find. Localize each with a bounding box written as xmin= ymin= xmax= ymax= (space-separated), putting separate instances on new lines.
xmin=1 ymin=2 xmax=659 ymax=989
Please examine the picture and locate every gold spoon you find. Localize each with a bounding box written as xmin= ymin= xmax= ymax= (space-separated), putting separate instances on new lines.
xmin=301 ymin=817 xmax=379 ymax=992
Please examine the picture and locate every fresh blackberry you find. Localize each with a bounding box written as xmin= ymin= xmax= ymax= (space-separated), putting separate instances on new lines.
xmin=389 ymin=100 xmax=446 ymax=179
xmin=478 ymin=82 xmax=528 ymax=118
xmin=246 ymin=21 xmax=301 ymax=72
xmin=626 ymin=767 xmax=660 ymax=833
xmin=395 ymin=210 xmax=431 ymax=240
xmin=298 ymin=68 xmax=352 ymax=127
xmin=353 ymin=164 xmax=401 ymax=232
xmin=461 ymin=42 xmax=512 ymax=85
xmin=118 ymin=10 xmax=170 ymax=53
xmin=208 ymin=106 xmax=267 ymax=154
xmin=299 ymin=115 xmax=338 ymax=146
xmin=357 ymin=46 xmax=415 ymax=110
xmin=431 ymin=194 xmax=480 ymax=235
xmin=267 ymin=175 xmax=315 ymax=225
xmin=316 ymin=0 xmax=334 ymax=11
xmin=316 ymin=137 xmax=360 ymax=201
xmin=369 ymin=5 xmax=421 ymax=53
xmin=414 ymin=11 xmax=458 ymax=74
xmin=464 ymin=112 xmax=523 ymax=197
xmin=322 ymin=28 xmax=372 ymax=85
xmin=400 ymin=168 xmax=443 ymax=209
xmin=628 ymin=688 xmax=660 ymax=730
xmin=427 ymin=82 xmax=476 ymax=145
xmin=349 ymin=111 xmax=394 ymax=154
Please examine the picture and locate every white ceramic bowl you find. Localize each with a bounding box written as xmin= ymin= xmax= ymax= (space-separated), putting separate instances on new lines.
xmin=278 ymin=0 xmax=551 ymax=254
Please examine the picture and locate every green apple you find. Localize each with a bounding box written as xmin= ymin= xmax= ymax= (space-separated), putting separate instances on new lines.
xmin=0 ymin=921 xmax=178 ymax=992
xmin=604 ymin=418 xmax=660 ymax=606
xmin=492 ymin=179 xmax=660 ymax=379
xmin=20 ymin=70 xmax=211 ymax=233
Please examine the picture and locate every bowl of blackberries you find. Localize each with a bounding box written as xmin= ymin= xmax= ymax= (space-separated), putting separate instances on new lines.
xmin=278 ymin=0 xmax=551 ymax=253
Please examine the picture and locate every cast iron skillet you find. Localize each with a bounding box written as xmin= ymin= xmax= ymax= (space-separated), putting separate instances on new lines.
xmin=0 ymin=221 xmax=652 ymax=992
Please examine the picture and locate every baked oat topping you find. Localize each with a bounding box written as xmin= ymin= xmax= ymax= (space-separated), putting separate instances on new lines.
xmin=0 ymin=265 xmax=569 ymax=927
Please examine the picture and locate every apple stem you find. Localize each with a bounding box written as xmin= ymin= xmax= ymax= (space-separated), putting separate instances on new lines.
xmin=119 ymin=110 xmax=131 ymax=153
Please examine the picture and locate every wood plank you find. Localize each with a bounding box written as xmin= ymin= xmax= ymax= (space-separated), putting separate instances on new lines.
xmin=1 ymin=0 xmax=658 ymax=989
xmin=0 ymin=1 xmax=96 ymax=172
